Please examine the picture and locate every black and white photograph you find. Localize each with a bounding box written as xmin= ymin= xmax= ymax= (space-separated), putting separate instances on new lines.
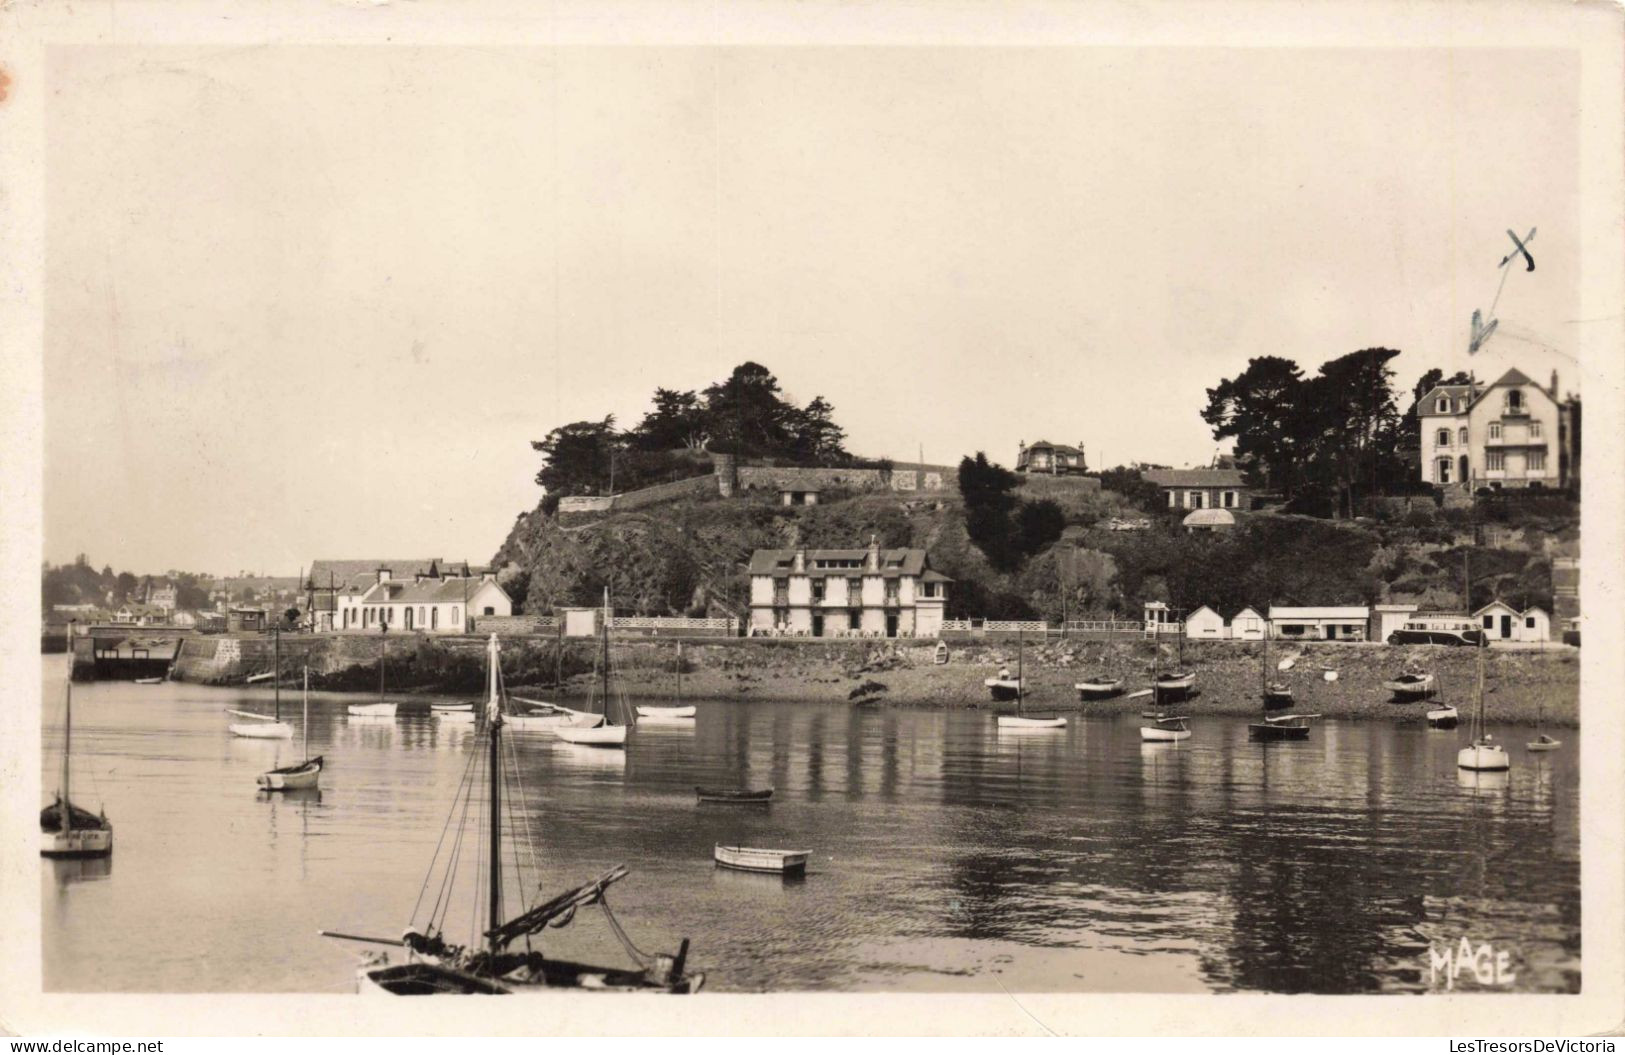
xmin=2 ymin=0 xmax=1621 ymax=1040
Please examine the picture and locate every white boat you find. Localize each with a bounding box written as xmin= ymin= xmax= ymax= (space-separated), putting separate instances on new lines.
xmin=430 ymin=702 xmax=477 ymax=723
xmin=232 ymin=628 xmax=297 ymax=737
xmin=508 ymin=696 xmax=603 ymax=728
xmin=260 ymin=668 xmax=322 ymax=791
xmin=1456 ymin=558 xmax=1511 ymax=774
xmin=1139 ymin=715 xmax=1191 ymax=742
xmin=134 ymin=676 xmax=165 ymax=685
xmin=1526 ymin=734 xmax=1562 ymax=753
xmin=713 ymin=845 xmax=809 ymax=875
xmin=41 ymin=679 xmax=113 ymax=859
xmin=551 ymin=589 xmax=633 ymax=748
xmin=1384 ymin=672 xmax=1437 ymax=700
xmin=324 ymin=634 xmax=703 ymax=996
xmin=246 ymin=671 xmax=274 ymax=684
xmin=993 ymin=632 xmax=1065 ymax=729
xmin=636 ymin=705 xmax=696 ymax=719
xmin=1075 ymin=675 xmax=1124 ymax=700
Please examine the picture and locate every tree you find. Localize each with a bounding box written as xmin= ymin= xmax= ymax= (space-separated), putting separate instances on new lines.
xmin=702 ymin=362 xmax=793 ymax=457
xmin=1201 ymin=356 xmax=1312 ymax=493
xmin=632 ymin=388 xmax=710 ymax=452
xmin=1098 ymin=466 xmax=1164 ymax=513
xmin=958 ymin=453 xmax=1023 ymax=571
xmin=784 ymin=396 xmax=848 ymax=465
xmin=1300 ymin=349 xmax=1402 ymax=518
xmin=532 ymin=416 xmax=622 ymax=503
xmin=1015 ymin=499 xmax=1066 ymax=556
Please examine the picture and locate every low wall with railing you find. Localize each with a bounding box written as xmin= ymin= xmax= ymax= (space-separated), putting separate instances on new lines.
xmin=609 ymin=615 xmax=737 ymax=638
xmin=939 ymin=618 xmax=1181 ymax=643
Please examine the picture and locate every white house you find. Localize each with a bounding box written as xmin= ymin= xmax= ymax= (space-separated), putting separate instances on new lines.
xmin=1368 ymin=603 xmax=1420 ymax=644
xmin=1419 ymin=368 xmax=1573 ymax=490
xmin=1268 ymin=606 xmax=1371 ymax=641
xmin=340 ymin=567 xmax=512 ymax=633
xmin=748 ymin=538 xmax=950 ymax=638
xmin=1231 ymin=607 xmax=1266 ymax=640
xmin=1184 ymin=605 xmax=1227 ymax=639
xmin=1474 ymin=601 xmax=1552 ymax=642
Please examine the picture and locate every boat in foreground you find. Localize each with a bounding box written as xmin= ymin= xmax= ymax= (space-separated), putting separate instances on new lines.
xmin=713 ymin=845 xmax=809 ymax=875
xmin=1248 ymin=713 xmax=1318 ymax=742
xmin=327 ymin=634 xmax=702 ymax=996
xmin=260 ymin=669 xmax=323 ymax=791
xmin=553 ymin=588 xmax=634 ymax=748
xmin=1456 ymin=623 xmax=1510 ymax=772
xmin=349 ymin=626 xmax=400 ymax=717
xmin=1139 ymin=715 xmax=1191 ymax=742
xmin=695 ymin=786 xmax=773 ymax=804
xmin=42 ymin=679 xmax=113 ymax=859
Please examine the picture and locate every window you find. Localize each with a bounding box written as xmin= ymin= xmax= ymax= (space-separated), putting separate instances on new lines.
xmin=1489 ymin=422 xmax=1501 ymax=440
xmin=811 ymin=579 xmax=825 ymax=603
xmin=1437 ymin=397 xmax=1451 ymax=413
xmin=848 ymin=577 xmax=861 ymax=602
xmin=1436 ymin=429 xmax=1451 ymax=448
xmin=1487 ymin=451 xmax=1504 ymax=471
xmin=1436 ymin=458 xmax=1452 ymax=484
xmin=430 ymin=608 xmax=438 ymax=630
xmin=483 ymin=606 xmax=495 ymax=616
xmin=451 ymin=606 xmax=460 ymax=627
xmin=1529 ymin=420 xmax=1542 ymax=438
xmin=1507 ymin=389 xmax=1523 ymax=412
xmin=1223 ymin=491 xmax=1236 ymax=508
xmin=1188 ymin=490 xmax=1204 ymax=509
xmin=1528 ymin=450 xmax=1546 ymax=472
xmin=1458 ymin=427 xmax=1468 ymax=445
xmin=1483 ymin=615 xmax=1494 ymax=629
xmin=419 ymin=606 xmax=426 ymax=625
xmin=1526 ymin=616 xmax=1536 ymax=629
xmin=848 ymin=610 xmax=861 ymax=630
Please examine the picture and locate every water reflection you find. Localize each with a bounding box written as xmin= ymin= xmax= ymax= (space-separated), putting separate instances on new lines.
xmin=40 ymin=662 xmax=1580 ymax=994
xmin=48 ymin=855 xmax=113 ymax=888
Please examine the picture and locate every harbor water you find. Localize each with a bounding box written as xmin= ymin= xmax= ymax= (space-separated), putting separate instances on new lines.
xmin=40 ymin=657 xmax=1579 ymax=994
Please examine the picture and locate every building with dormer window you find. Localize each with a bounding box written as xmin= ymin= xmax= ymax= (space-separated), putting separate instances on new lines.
xmin=1016 ymin=439 xmax=1088 ymax=475
xmin=747 ymin=538 xmax=951 ymax=638
xmin=1419 ymin=368 xmax=1577 ymax=491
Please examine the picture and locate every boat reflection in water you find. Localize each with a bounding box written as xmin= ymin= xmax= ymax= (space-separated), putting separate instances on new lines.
xmin=47 ymin=854 xmax=113 ymax=888
xmin=1457 ymin=767 xmax=1511 ymax=793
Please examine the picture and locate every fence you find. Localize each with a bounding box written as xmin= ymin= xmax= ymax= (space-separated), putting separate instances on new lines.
xmin=609 ymin=615 xmax=737 ymax=637
xmin=940 ymin=618 xmax=1181 ymax=641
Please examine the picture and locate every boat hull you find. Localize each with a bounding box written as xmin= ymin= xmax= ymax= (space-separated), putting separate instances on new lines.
xmin=348 ymin=702 xmax=399 ymax=717
xmin=258 ymin=756 xmax=323 ymax=791
xmin=636 ymin=706 xmax=696 ymax=719
xmin=996 ymin=715 xmax=1066 ymax=729
xmin=713 ymin=845 xmax=809 ymax=874
xmin=695 ymin=786 xmax=773 ymax=804
xmin=1075 ymin=680 xmax=1123 ymax=700
xmin=229 ymin=722 xmax=294 ymax=740
xmin=41 ymin=827 xmax=113 ymax=858
xmin=1155 ymin=675 xmax=1195 ymax=702
xmin=1139 ymin=727 xmax=1191 ymax=742
xmin=358 ymin=958 xmax=704 ymax=996
xmin=1248 ymin=722 xmax=1310 ymax=742
xmin=984 ymin=679 xmax=1021 ymax=702
xmin=1384 ymin=675 xmax=1437 ymax=700
xmin=553 ymin=724 xmax=628 ymax=747
xmin=1426 ymin=708 xmax=1459 ymax=729
xmin=1457 ymin=743 xmax=1511 ymax=771
xmin=1526 ymin=738 xmax=1562 ymax=752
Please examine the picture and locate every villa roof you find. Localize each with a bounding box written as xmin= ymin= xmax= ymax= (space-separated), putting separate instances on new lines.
xmin=1025 ymin=439 xmax=1082 ymax=455
xmin=1268 ymin=606 xmax=1370 ymax=619
xmin=748 ymin=547 xmax=940 ymax=580
xmin=308 ymin=558 xmax=471 ymax=587
xmin=1142 ymin=468 xmax=1248 ymax=488
xmin=361 ymin=576 xmax=507 ymax=606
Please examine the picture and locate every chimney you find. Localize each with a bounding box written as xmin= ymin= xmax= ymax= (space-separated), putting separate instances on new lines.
xmin=865 ymin=534 xmax=880 ymax=572
xmin=414 ymin=574 xmax=423 ymax=585
xmin=1550 ymin=370 xmax=1559 ymax=398
xmin=792 ymin=548 xmax=806 ymax=574
xmin=377 ymin=567 xmax=391 ymax=583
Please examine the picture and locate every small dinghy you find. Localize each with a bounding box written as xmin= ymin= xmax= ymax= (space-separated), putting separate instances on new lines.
xmin=695 ymin=786 xmax=773 ymax=804
xmin=1426 ymin=705 xmax=1460 ymax=729
xmin=1458 ymin=737 xmax=1510 ymax=771
xmin=1155 ymin=671 xmax=1195 ymax=701
xmin=713 ymin=845 xmax=809 ymax=875
xmin=431 ymin=702 xmax=477 ymax=722
xmin=134 ymin=676 xmax=165 ymax=685
xmin=1075 ymin=675 xmax=1124 ymax=700
xmin=983 ymin=676 xmax=1022 ymax=702
xmin=1262 ymin=684 xmax=1294 ymax=710
xmin=636 ymin=705 xmax=697 ymax=719
xmin=507 ymin=697 xmax=603 ymax=729
xmin=996 ymin=715 xmax=1067 ymax=729
xmin=1526 ymin=733 xmax=1562 ymax=753
xmin=245 ymin=671 xmax=274 ymax=684
xmin=550 ymin=588 xmax=632 ymax=748
xmin=1248 ymin=713 xmax=1318 ymax=742
xmin=554 ymin=723 xmax=629 ymax=747
xmin=347 ymin=701 xmax=399 ymax=718
xmin=1139 ymin=715 xmax=1191 ymax=742
xmin=228 ymin=710 xmax=294 ymax=739
xmin=1384 ymin=673 xmax=1437 ymax=701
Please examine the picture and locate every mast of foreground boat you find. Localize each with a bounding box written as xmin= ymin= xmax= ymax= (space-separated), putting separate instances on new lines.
xmin=677 ymin=641 xmax=683 ymax=705
xmin=273 ymin=627 xmax=282 ymax=723
xmin=601 ymin=586 xmax=614 ymax=725
xmin=301 ymin=666 xmax=310 ymax=761
xmin=60 ymin=679 xmax=73 ymax=836
xmin=1261 ymin=615 xmax=1269 ymax=701
xmin=1016 ymin=628 xmax=1024 ymax=716
xmin=486 ymin=633 xmax=503 ymax=951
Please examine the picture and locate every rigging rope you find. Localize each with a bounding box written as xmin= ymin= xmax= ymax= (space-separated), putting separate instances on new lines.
xmin=425 ymin=731 xmax=483 ymax=935
xmin=598 ymin=896 xmax=656 ymax=968
xmin=411 ymin=735 xmax=484 ymax=926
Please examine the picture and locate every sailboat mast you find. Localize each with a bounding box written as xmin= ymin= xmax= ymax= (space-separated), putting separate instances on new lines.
xmin=1016 ymin=629 xmax=1024 ymax=714
xmin=487 ymin=634 xmax=503 ymax=948
xmin=61 ymin=680 xmax=72 ymax=835
xmin=601 ymin=586 xmax=612 ymax=722
xmin=1261 ymin=618 xmax=1269 ymax=698
xmin=677 ymin=641 xmax=683 ymax=703
xmin=273 ymin=627 xmax=281 ymax=722
xmin=379 ymin=624 xmax=387 ymax=704
xmin=302 ymin=666 xmax=309 ymax=759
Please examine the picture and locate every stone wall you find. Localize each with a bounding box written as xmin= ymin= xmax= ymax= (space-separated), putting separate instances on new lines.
xmin=734 ymin=463 xmax=954 ymax=495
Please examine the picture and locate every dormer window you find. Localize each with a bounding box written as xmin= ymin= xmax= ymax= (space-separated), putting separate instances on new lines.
xmin=1506 ymin=389 xmax=1523 ymax=413
xmin=1437 ymin=397 xmax=1452 ymax=414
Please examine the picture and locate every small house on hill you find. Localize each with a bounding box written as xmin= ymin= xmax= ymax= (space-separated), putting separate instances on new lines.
xmin=1474 ymin=601 xmax=1552 ymax=642
xmin=1142 ymin=468 xmax=1251 ymax=511
xmin=1016 ymin=439 xmax=1088 ymax=476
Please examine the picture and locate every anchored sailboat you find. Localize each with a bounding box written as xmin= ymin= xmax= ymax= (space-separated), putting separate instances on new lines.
xmin=323 ymin=634 xmax=701 ymax=995
xmin=348 ymin=625 xmax=399 ymax=717
xmin=258 ymin=667 xmax=323 ymax=791
xmin=997 ymin=631 xmax=1065 ymax=728
xmin=555 ymin=589 xmax=633 ymax=747
xmin=637 ymin=641 xmax=697 ymax=720
xmin=229 ymin=627 xmax=294 ymax=739
xmin=41 ymin=677 xmax=113 ymax=859
xmin=1456 ymin=554 xmax=1510 ymax=773
xmin=1260 ymin=619 xmax=1293 ymax=710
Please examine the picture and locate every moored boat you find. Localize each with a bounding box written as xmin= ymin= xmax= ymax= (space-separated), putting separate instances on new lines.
xmin=554 ymin=723 xmax=629 ymax=747
xmin=636 ymin=705 xmax=697 ymax=719
xmin=260 ymin=668 xmax=322 ymax=791
xmin=42 ymin=679 xmax=113 ymax=859
xmin=1075 ymin=675 xmax=1124 ymax=700
xmin=431 ymin=702 xmax=477 ymax=723
xmin=551 ymin=588 xmax=632 ymax=748
xmin=1155 ymin=671 xmax=1195 ymax=701
xmin=1384 ymin=672 xmax=1437 ymax=701
xmin=983 ymin=676 xmax=1022 ymax=702
xmin=695 ymin=786 xmax=773 ymax=804
xmin=1456 ymin=556 xmax=1511 ymax=775
xmin=1139 ymin=715 xmax=1191 ymax=742
xmin=1526 ymin=733 xmax=1561 ymax=752
xmin=230 ymin=627 xmax=295 ymax=737
xmin=996 ymin=715 xmax=1067 ymax=729
xmin=349 ymin=625 xmax=399 ymax=718
xmin=1426 ymin=705 xmax=1459 ymax=729
xmin=1248 ymin=713 xmax=1318 ymax=742
xmin=713 ymin=845 xmax=809 ymax=875
xmin=134 ymin=676 xmax=165 ymax=685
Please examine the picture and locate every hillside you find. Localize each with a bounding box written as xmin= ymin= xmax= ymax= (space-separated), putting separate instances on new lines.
xmin=491 ymin=478 xmax=1577 ymax=622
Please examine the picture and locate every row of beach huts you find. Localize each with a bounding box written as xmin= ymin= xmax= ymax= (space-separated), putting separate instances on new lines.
xmin=1172 ymin=600 xmax=1555 ymax=644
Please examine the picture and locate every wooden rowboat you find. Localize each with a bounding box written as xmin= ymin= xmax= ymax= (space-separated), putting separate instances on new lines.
xmin=983 ymin=677 xmax=1022 ymax=702
xmin=1075 ymin=676 xmax=1124 ymax=700
xmin=1384 ymin=673 xmax=1437 ymax=700
xmin=1248 ymin=713 xmax=1318 ymax=742
xmin=695 ymin=786 xmax=773 ymax=804
xmin=637 ymin=705 xmax=697 ymax=719
xmin=1526 ymin=734 xmax=1562 ymax=752
xmin=713 ymin=845 xmax=809 ymax=875
xmin=554 ymin=723 xmax=628 ymax=747
xmin=1426 ymin=706 xmax=1459 ymax=729
xmin=996 ymin=715 xmax=1066 ymax=729
xmin=258 ymin=755 xmax=323 ymax=791
xmin=134 ymin=676 xmax=165 ymax=685
xmin=1139 ymin=716 xmax=1191 ymax=742
xmin=228 ymin=710 xmax=294 ymax=739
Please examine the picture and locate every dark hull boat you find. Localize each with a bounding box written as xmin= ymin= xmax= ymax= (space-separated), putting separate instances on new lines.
xmin=1075 ymin=676 xmax=1124 ymax=701
xmin=42 ymin=679 xmax=112 ymax=859
xmin=1249 ymin=714 xmax=1318 ymax=742
xmin=1262 ymin=685 xmax=1294 ymax=711
xmin=1155 ymin=672 xmax=1195 ymax=702
xmin=695 ymin=786 xmax=773 ymax=804
xmin=1384 ymin=673 xmax=1437 ymax=701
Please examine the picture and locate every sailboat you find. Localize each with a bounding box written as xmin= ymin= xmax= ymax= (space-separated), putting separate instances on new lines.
xmin=1154 ymin=622 xmax=1195 ymax=702
xmin=228 ymin=628 xmax=294 ymax=739
xmin=1139 ymin=715 xmax=1191 ymax=742
xmin=1075 ymin=647 xmax=1124 ymax=700
xmin=996 ymin=632 xmax=1065 ymax=728
xmin=1260 ymin=619 xmax=1293 ymax=711
xmin=636 ymin=642 xmax=697 ymax=720
xmin=983 ymin=629 xmax=1023 ymax=702
xmin=41 ymin=679 xmax=113 ymax=859
xmin=555 ymin=589 xmax=632 ymax=747
xmin=323 ymin=634 xmax=702 ymax=995
xmin=1526 ymin=693 xmax=1562 ymax=752
xmin=1456 ymin=554 xmax=1510 ymax=772
xmin=258 ymin=668 xmax=323 ymax=791
xmin=348 ymin=626 xmax=399 ymax=717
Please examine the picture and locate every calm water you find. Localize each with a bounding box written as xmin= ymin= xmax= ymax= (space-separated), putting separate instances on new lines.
xmin=40 ymin=656 xmax=1579 ymax=994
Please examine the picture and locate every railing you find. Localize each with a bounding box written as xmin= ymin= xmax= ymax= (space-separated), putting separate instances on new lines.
xmin=1064 ymin=620 xmax=1148 ymax=633
xmin=941 ymin=618 xmax=1179 ymax=635
xmin=610 ymin=616 xmax=737 ymax=632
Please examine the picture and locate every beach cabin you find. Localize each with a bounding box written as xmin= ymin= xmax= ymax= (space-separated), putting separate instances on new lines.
xmin=1184 ymin=605 xmax=1227 ymax=639
xmin=1267 ymin=606 xmax=1370 ymax=642
xmin=1369 ymin=603 xmax=1419 ymax=644
xmin=1230 ymin=607 xmax=1266 ymax=640
xmin=1474 ymin=602 xmax=1552 ymax=643
xmin=1143 ymin=600 xmax=1180 ymax=636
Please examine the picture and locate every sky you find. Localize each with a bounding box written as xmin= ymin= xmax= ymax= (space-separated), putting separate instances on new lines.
xmin=43 ymin=45 xmax=1579 ymax=576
